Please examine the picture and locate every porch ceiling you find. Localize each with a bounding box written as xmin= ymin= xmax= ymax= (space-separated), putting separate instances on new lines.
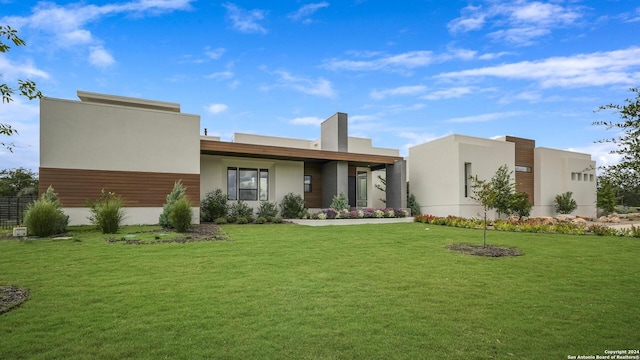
xmin=200 ymin=140 xmax=401 ymax=170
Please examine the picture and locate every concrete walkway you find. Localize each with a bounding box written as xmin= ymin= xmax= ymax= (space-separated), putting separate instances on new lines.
xmin=289 ymin=217 xmax=415 ymax=226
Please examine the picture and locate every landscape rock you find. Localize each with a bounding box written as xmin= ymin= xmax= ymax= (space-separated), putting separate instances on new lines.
xmin=571 ymin=218 xmax=588 ymax=226
xmin=530 ymin=216 xmax=555 ymax=226
xmin=556 ymin=214 xmax=576 ymax=222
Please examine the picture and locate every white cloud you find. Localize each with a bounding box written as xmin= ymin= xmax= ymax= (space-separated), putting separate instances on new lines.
xmin=205 ymin=47 xmax=226 ymax=60
xmin=422 ymin=86 xmax=475 ymax=100
xmin=323 ymin=50 xmax=433 ymax=73
xmin=270 ymin=70 xmax=336 ymax=98
xmin=288 ymin=2 xmax=329 ymax=24
xmin=1 ymin=0 xmax=193 ymax=65
xmin=445 ymin=111 xmax=526 ymax=123
xmin=567 ymin=142 xmax=622 ymax=169
xmin=0 ymin=99 xmax=40 ymax=171
xmin=448 ymin=5 xmax=486 ymax=33
xmin=0 ymin=54 xmax=50 ymax=81
xmin=222 ymin=2 xmax=267 ymax=34
xmin=206 ymin=71 xmax=234 ymax=80
xmin=289 ymin=116 xmax=324 ymax=126
xmin=447 ymin=0 xmax=584 ymax=46
xmin=370 ymin=85 xmax=427 ymax=100
xmin=437 ymin=47 xmax=640 ymax=88
xmin=89 ymin=46 xmax=115 ymax=68
xmin=206 ymin=103 xmax=229 ymax=114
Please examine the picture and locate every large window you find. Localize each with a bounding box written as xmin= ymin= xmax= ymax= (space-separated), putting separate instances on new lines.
xmin=228 ymin=167 xmax=268 ymax=201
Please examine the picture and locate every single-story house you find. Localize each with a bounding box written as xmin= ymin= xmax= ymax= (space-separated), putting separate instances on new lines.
xmin=39 ymin=91 xmax=406 ymax=225
xmin=39 ymin=90 xmax=597 ymax=225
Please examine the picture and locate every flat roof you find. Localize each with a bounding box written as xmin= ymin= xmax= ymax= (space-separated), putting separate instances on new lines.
xmin=201 ymin=139 xmax=402 ymax=170
xmin=77 ymin=90 xmax=181 ymax=113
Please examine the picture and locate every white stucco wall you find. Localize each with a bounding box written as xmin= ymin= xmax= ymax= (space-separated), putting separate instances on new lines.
xmin=200 ymin=155 xmax=304 ymax=215
xmin=41 ymin=95 xmax=201 ymax=225
xmin=41 ymin=97 xmax=200 ymax=173
xmin=348 ymin=137 xmax=399 ymax=156
xmin=409 ymin=134 xmax=514 ymax=218
xmin=533 ymin=147 xmax=596 ymax=217
xmin=233 ymin=133 xmax=314 ymax=149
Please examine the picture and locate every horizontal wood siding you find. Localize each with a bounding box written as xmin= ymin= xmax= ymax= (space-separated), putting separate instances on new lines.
xmin=304 ymin=163 xmax=323 ymax=208
xmin=505 ymin=136 xmax=535 ymax=205
xmin=39 ymin=168 xmax=200 ymax=207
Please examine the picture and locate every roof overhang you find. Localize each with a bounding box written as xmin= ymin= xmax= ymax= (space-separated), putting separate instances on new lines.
xmin=200 ymin=140 xmax=402 ymax=170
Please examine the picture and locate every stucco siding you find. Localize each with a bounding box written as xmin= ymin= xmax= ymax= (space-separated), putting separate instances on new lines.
xmin=200 ymin=154 xmax=304 ymax=214
xmin=533 ymin=148 xmax=596 ymax=217
xmin=40 ymin=97 xmax=200 ymax=174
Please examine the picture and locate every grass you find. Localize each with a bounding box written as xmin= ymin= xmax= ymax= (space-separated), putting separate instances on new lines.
xmin=1 ymin=223 xmax=638 ymax=359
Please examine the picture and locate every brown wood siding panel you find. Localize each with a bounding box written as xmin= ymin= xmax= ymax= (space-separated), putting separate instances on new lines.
xmin=505 ymin=136 xmax=535 ymax=205
xmin=304 ymin=163 xmax=323 ymax=208
xmin=39 ymin=168 xmax=200 ymax=207
xmin=201 ymin=140 xmax=402 ymax=165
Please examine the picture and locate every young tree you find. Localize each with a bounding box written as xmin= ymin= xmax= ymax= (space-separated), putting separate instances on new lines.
xmin=593 ymin=87 xmax=640 ymax=193
xmin=1 ymin=25 xmax=43 ymax=152
xmin=596 ymin=177 xmax=619 ymax=215
xmin=489 ymin=165 xmax=516 ymax=217
xmin=469 ymin=174 xmax=494 ymax=248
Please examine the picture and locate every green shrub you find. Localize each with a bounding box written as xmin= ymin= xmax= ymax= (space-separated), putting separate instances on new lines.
xmin=280 ymin=193 xmax=306 ymax=219
xmin=588 ymin=224 xmax=617 ymax=236
xmin=201 ymin=189 xmax=228 ymax=222
xmin=407 ymin=193 xmax=421 ymax=216
xmin=40 ymin=185 xmax=61 ymax=205
xmin=87 ymin=189 xmax=125 ymax=234
xmin=214 ymin=217 xmax=228 ymax=225
xmin=256 ymin=201 xmax=278 ymax=219
xmin=254 ymin=216 xmax=267 ymax=224
xmin=510 ymin=192 xmax=532 ymax=218
xmin=23 ymin=199 xmax=69 ymax=237
xmin=272 ymin=217 xmax=283 ymax=224
xmin=170 ymin=196 xmax=193 ymax=233
xmin=236 ymin=217 xmax=249 ymax=224
xmin=330 ymin=192 xmax=349 ymax=211
xmin=228 ymin=200 xmax=253 ymax=222
xmin=554 ymin=191 xmax=577 ymax=214
xmin=159 ymin=181 xmax=186 ymax=228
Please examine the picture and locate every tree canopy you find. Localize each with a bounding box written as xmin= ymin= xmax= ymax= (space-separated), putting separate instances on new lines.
xmin=1 ymin=25 xmax=43 ymax=152
xmin=0 ymin=168 xmax=39 ymax=197
xmin=594 ymin=87 xmax=640 ymax=192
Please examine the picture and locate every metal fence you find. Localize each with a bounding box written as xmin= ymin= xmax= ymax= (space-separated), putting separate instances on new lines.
xmin=0 ymin=195 xmax=37 ymax=229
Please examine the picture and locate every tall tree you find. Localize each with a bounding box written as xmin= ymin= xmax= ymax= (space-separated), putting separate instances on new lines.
xmin=0 ymin=168 xmax=39 ymax=196
xmin=1 ymin=25 xmax=43 ymax=152
xmin=593 ymin=87 xmax=640 ymax=193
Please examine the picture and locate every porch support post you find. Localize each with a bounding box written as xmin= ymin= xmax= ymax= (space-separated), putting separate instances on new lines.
xmin=322 ymin=161 xmax=348 ymax=208
xmin=385 ymin=159 xmax=407 ymax=209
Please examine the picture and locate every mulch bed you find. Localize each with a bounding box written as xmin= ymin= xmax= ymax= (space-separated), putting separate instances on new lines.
xmin=446 ymin=243 xmax=523 ymax=257
xmin=0 ymin=285 xmax=29 ymax=315
xmin=106 ymin=223 xmax=229 ymax=245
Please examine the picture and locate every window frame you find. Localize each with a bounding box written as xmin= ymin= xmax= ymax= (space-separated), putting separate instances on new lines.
xmin=227 ymin=167 xmax=269 ymax=201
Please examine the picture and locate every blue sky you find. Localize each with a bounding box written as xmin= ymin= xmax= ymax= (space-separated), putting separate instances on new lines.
xmin=1 ymin=0 xmax=639 ymax=172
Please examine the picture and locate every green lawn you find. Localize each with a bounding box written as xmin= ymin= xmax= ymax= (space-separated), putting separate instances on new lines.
xmin=1 ymin=223 xmax=638 ymax=359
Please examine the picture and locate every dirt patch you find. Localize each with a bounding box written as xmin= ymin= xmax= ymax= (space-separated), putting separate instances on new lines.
xmin=446 ymin=243 xmax=523 ymax=257
xmin=0 ymin=285 xmax=29 ymax=315
xmin=106 ymin=223 xmax=230 ymax=245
